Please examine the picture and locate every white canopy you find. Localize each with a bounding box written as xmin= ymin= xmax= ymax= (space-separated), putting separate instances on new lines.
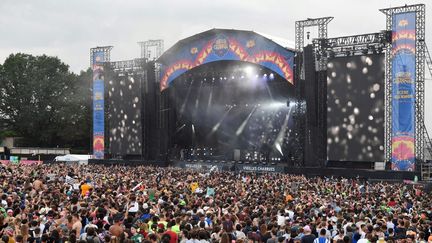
xmin=54 ymin=154 xmax=91 ymax=163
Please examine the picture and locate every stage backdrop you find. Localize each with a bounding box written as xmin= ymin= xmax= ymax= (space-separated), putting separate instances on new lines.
xmin=158 ymin=29 xmax=295 ymax=91
xmin=92 ymin=51 xmax=105 ymax=159
xmin=391 ymin=12 xmax=416 ymax=171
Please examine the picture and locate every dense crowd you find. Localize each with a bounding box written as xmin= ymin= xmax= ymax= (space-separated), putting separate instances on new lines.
xmin=0 ymin=164 xmax=431 ymax=243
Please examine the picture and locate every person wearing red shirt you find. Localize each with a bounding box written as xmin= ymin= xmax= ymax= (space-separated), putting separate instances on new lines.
xmin=164 ymin=221 xmax=178 ymax=243
xmin=388 ymin=197 xmax=397 ymax=207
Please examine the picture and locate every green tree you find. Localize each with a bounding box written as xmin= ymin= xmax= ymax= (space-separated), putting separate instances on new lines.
xmin=0 ymin=53 xmax=90 ymax=149
xmin=57 ymin=68 xmax=92 ymax=152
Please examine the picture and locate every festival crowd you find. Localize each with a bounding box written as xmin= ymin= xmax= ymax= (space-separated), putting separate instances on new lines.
xmin=0 ymin=164 xmax=431 ymax=243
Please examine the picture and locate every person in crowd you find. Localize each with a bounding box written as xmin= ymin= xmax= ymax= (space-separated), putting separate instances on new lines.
xmin=0 ymin=163 xmax=430 ymax=243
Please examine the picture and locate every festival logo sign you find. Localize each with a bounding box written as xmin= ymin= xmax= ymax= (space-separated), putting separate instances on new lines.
xmin=190 ymin=47 xmax=198 ymax=55
xmin=391 ymin=12 xmax=416 ymax=171
xmin=212 ymin=35 xmax=229 ymax=57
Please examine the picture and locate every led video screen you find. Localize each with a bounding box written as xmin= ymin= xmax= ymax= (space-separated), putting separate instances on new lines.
xmin=107 ymin=73 xmax=143 ymax=156
xmin=327 ymin=54 xmax=384 ymax=162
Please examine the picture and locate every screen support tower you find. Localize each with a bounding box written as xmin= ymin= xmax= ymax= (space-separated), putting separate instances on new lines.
xmin=380 ymin=4 xmax=426 ymax=172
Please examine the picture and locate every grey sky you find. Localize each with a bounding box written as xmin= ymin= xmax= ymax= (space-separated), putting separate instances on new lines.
xmin=0 ymin=0 xmax=431 ymax=131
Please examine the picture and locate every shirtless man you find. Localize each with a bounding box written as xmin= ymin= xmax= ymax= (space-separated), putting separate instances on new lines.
xmin=33 ymin=177 xmax=43 ymax=191
xmin=72 ymin=213 xmax=82 ymax=239
xmin=109 ymin=214 xmax=124 ymax=238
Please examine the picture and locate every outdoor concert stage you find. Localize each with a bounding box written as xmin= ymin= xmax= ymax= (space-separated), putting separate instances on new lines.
xmin=92 ymin=4 xmax=431 ymax=181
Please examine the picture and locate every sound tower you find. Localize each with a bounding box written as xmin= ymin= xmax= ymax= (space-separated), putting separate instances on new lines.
xmin=303 ymin=45 xmax=320 ymax=167
xmin=142 ymin=61 xmax=160 ymax=160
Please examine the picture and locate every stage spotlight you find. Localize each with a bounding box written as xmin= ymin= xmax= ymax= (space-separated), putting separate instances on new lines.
xmin=286 ymin=99 xmax=296 ymax=108
xmin=244 ymin=66 xmax=254 ymax=76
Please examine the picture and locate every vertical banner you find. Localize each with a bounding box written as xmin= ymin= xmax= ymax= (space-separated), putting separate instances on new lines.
xmin=391 ymin=12 xmax=416 ymax=171
xmin=92 ymin=51 xmax=105 ymax=159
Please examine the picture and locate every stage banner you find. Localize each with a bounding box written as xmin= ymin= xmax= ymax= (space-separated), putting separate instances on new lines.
xmin=158 ymin=30 xmax=295 ymax=91
xmin=19 ymin=160 xmax=43 ymax=166
xmin=391 ymin=12 xmax=416 ymax=171
xmin=0 ymin=160 xmax=42 ymax=166
xmin=92 ymin=51 xmax=105 ymax=159
xmin=235 ymin=164 xmax=285 ymax=173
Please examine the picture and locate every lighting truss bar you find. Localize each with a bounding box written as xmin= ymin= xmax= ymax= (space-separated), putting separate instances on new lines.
xmin=379 ymin=4 xmax=425 ymax=15
xmin=324 ymin=31 xmax=391 ymax=48
xmin=109 ymin=58 xmax=146 ymax=71
xmin=312 ymin=31 xmax=390 ymax=71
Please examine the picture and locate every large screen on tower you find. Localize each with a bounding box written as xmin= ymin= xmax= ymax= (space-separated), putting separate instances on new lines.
xmin=327 ymin=54 xmax=385 ymax=162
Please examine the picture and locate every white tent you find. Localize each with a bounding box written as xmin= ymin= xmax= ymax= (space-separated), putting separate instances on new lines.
xmin=54 ymin=154 xmax=91 ymax=164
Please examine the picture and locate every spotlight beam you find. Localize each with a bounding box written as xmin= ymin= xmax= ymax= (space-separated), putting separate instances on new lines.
xmin=207 ymin=106 xmax=233 ymax=138
xmin=235 ymin=106 xmax=257 ymax=136
xmin=207 ymin=84 xmax=214 ymax=112
xmin=265 ymin=82 xmax=274 ymax=101
xmin=193 ymin=81 xmax=204 ymax=118
xmin=274 ymin=106 xmax=293 ymax=156
xmin=179 ymin=80 xmax=194 ymax=119
xmin=175 ymin=124 xmax=186 ymax=134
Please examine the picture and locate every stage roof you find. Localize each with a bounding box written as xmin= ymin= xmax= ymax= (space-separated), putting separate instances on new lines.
xmin=157 ymin=28 xmax=296 ymax=91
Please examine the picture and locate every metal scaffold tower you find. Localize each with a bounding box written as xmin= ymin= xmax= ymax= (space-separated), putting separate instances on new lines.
xmin=380 ymin=4 xmax=426 ymax=177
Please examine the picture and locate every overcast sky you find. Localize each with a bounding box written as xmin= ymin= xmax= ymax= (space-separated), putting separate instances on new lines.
xmin=0 ymin=0 xmax=431 ymax=131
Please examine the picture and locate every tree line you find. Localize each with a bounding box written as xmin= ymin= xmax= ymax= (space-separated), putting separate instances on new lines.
xmin=0 ymin=53 xmax=92 ymax=153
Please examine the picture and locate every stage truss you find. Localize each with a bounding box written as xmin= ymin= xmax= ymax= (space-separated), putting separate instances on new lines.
xmin=295 ymin=17 xmax=334 ymax=51
xmin=380 ymin=4 xmax=426 ymax=168
xmin=90 ymin=46 xmax=113 ymax=66
xmin=294 ymin=17 xmax=332 ymax=167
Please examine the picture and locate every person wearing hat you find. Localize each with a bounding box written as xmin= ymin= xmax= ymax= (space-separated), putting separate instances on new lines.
xmin=301 ymin=225 xmax=316 ymax=243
